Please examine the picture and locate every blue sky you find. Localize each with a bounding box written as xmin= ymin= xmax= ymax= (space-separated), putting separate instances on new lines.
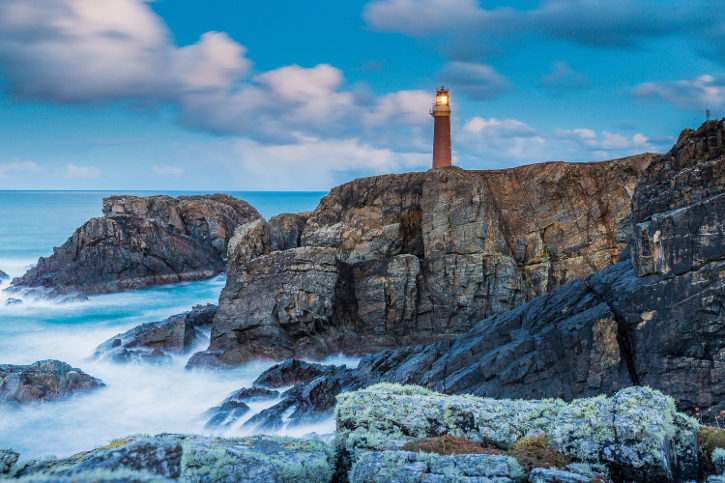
xmin=0 ymin=0 xmax=722 ymax=190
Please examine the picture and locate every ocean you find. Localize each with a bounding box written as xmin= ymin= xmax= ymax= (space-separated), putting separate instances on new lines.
xmin=0 ymin=191 xmax=358 ymax=459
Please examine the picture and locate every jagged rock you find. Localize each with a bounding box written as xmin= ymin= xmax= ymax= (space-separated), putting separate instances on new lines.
xmin=201 ymin=156 xmax=649 ymax=366
xmin=203 ymin=387 xmax=279 ymax=429
xmin=189 ymin=247 xmax=340 ymax=366
xmin=0 ymin=360 xmax=104 ymax=407
xmin=269 ymin=212 xmax=310 ymax=251
xmin=336 ymin=384 xmax=699 ymax=483
xmin=93 ymin=306 xmax=216 ymax=363
xmin=9 ymin=194 xmax=260 ymax=296
xmin=4 ymin=298 xmax=22 ymax=306
xmin=350 ymin=451 xmax=520 ymax=483
xmin=0 ymin=269 xmax=8 ymax=280
xmin=253 ymin=359 xmax=347 ymax=388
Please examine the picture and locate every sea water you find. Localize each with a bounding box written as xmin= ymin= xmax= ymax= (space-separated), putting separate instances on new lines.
xmin=0 ymin=191 xmax=359 ymax=459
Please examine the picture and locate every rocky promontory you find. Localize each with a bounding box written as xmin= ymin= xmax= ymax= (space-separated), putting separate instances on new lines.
xmin=286 ymin=119 xmax=725 ymax=418
xmin=9 ymin=194 xmax=260 ymax=297
xmin=191 ymin=154 xmax=652 ymax=366
xmin=0 ymin=360 xmax=104 ymax=407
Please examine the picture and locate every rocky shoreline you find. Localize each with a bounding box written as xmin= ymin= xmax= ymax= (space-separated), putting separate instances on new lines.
xmin=2 ymin=119 xmax=725 ymax=482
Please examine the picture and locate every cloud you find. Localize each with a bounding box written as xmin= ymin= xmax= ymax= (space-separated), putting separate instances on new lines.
xmin=0 ymin=161 xmax=42 ymax=178
xmin=363 ymin=0 xmax=719 ymax=62
xmin=64 ymin=164 xmax=101 ymax=178
xmin=153 ymin=165 xmax=185 ymax=176
xmin=0 ymin=0 xmax=250 ymax=103
xmin=538 ymin=61 xmax=589 ymax=97
xmin=552 ymin=128 xmax=654 ymax=159
xmin=457 ymin=117 xmax=550 ymax=165
xmin=630 ymin=74 xmax=725 ymax=111
xmin=440 ymin=62 xmax=509 ymax=101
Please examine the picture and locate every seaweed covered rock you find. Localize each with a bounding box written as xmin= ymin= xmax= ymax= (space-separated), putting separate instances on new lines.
xmin=0 ymin=360 xmax=104 ymax=407
xmin=350 ymin=451 xmax=522 ymax=483
xmin=93 ymin=305 xmax=217 ymax=364
xmin=335 ymin=384 xmax=699 ymax=483
xmin=7 ymin=434 xmax=334 ymax=483
xmin=10 ymin=194 xmax=260 ymax=297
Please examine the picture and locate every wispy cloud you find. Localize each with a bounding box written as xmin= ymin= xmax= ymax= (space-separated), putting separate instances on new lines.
xmin=0 ymin=161 xmax=42 ymax=179
xmin=538 ymin=62 xmax=589 ymax=97
xmin=630 ymin=74 xmax=725 ymax=111
xmin=440 ymin=62 xmax=509 ymax=101
xmin=153 ymin=165 xmax=185 ymax=176
xmin=64 ymin=164 xmax=101 ymax=178
xmin=553 ymin=128 xmax=654 ymax=159
xmin=362 ymin=0 xmax=721 ymax=62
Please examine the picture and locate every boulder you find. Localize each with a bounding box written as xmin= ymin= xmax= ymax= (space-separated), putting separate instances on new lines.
xmin=10 ymin=194 xmax=260 ymax=296
xmin=0 ymin=360 xmax=104 ymax=407
xmin=529 ymin=468 xmax=591 ymax=483
xmin=4 ymin=298 xmax=22 ymax=306
xmin=269 ymin=212 xmax=310 ymax=251
xmin=336 ymin=384 xmax=699 ymax=483
xmin=350 ymin=451 xmax=521 ymax=483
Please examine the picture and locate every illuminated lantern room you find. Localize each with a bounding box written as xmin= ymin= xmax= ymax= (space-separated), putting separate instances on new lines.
xmin=430 ymin=86 xmax=452 ymax=168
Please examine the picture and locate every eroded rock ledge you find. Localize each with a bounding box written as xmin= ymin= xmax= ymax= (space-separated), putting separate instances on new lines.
xmin=9 ymin=194 xmax=260 ymax=297
xmin=192 ymin=155 xmax=650 ymax=366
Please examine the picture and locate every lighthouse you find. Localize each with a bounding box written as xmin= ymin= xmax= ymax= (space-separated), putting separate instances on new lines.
xmin=430 ymin=86 xmax=452 ymax=168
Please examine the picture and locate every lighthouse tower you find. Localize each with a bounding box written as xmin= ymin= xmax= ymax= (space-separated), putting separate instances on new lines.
xmin=430 ymin=86 xmax=452 ymax=168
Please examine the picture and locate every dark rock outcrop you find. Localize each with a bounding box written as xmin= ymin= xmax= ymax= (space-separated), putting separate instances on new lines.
xmin=196 ymin=155 xmax=650 ymax=366
xmin=0 ymin=360 xmax=104 ymax=407
xmin=325 ymin=119 xmax=725 ymax=418
xmin=9 ymin=194 xmax=260 ymax=297
xmin=269 ymin=212 xmax=311 ymax=251
xmin=93 ymin=305 xmax=217 ymax=364
xmin=0 ymin=269 xmax=8 ymax=282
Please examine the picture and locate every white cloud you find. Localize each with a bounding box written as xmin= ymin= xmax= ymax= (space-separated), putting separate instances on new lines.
xmin=153 ymin=165 xmax=185 ymax=176
xmin=64 ymin=164 xmax=101 ymax=178
xmin=0 ymin=161 xmax=42 ymax=178
xmin=457 ymin=117 xmax=550 ymax=166
xmin=552 ymin=128 xmax=654 ymax=159
xmin=630 ymin=74 xmax=725 ymax=111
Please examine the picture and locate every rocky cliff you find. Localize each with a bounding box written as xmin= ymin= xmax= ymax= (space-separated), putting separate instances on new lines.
xmin=191 ymin=154 xmax=651 ymax=366
xmin=326 ymin=119 xmax=725 ymax=417
xmin=10 ymin=194 xmax=260 ymax=296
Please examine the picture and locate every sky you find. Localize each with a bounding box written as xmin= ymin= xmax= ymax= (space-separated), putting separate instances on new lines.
xmin=0 ymin=0 xmax=723 ymax=191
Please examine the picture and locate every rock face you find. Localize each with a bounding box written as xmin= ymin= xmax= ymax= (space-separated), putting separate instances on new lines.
xmin=331 ymin=119 xmax=725 ymax=418
xmin=0 ymin=360 xmax=104 ymax=407
xmin=197 ymin=155 xmax=650 ymax=365
xmin=93 ymin=305 xmax=217 ymax=364
xmin=337 ymin=384 xmax=699 ymax=483
xmin=10 ymin=194 xmax=260 ymax=296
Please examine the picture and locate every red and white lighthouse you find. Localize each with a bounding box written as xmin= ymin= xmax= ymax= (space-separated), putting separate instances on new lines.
xmin=430 ymin=86 xmax=452 ymax=168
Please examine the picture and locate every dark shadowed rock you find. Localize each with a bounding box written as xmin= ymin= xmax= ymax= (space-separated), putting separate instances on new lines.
xmin=9 ymin=194 xmax=260 ymax=297
xmin=4 ymin=298 xmax=22 ymax=306
xmin=0 ymin=360 xmax=104 ymax=407
xmin=198 ymin=156 xmax=650 ymax=366
xmin=93 ymin=305 xmax=217 ymax=363
xmin=203 ymin=387 xmax=279 ymax=429
xmin=253 ymin=359 xmax=344 ymax=388
xmin=0 ymin=269 xmax=8 ymax=280
xmin=269 ymin=212 xmax=311 ymax=251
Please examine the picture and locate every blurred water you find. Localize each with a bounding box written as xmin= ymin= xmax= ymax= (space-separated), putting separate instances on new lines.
xmin=0 ymin=190 xmax=357 ymax=459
